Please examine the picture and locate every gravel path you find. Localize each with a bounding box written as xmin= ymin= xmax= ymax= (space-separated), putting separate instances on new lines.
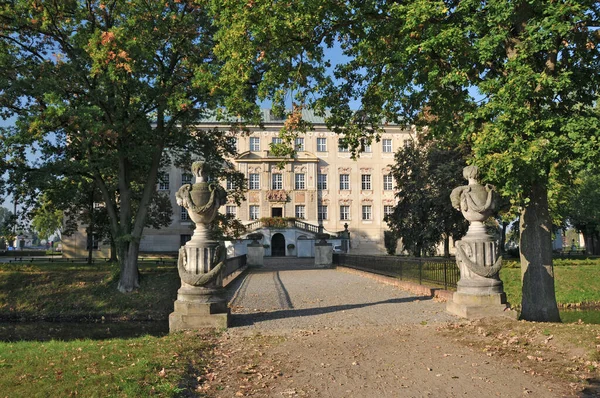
xmin=227 ymin=258 xmax=455 ymax=331
xmin=210 ymin=258 xmax=569 ymax=397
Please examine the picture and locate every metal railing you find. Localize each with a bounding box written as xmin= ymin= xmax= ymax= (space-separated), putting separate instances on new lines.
xmin=334 ymin=254 xmax=459 ymax=290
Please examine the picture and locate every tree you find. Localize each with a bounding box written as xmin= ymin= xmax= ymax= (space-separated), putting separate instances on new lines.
xmin=212 ymin=1 xmax=600 ymax=322
xmin=565 ymin=172 xmax=600 ymax=255
xmin=0 ymin=206 xmax=15 ymax=247
xmin=0 ymin=1 xmax=240 ymax=292
xmin=386 ymin=142 xmax=468 ymax=257
xmin=30 ymin=195 xmax=63 ymax=241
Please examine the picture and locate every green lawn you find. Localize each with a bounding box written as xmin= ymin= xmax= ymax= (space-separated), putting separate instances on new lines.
xmin=0 ymin=261 xmax=216 ymax=397
xmin=501 ymin=263 xmax=600 ymax=307
xmin=0 ymin=331 xmax=213 ymax=397
xmin=0 ymin=262 xmax=180 ymax=321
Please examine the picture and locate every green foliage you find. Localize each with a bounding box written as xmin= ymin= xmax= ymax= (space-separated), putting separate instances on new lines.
xmin=0 ymin=1 xmax=243 ymax=291
xmin=386 ymin=142 xmax=468 ymax=256
xmin=30 ymin=196 xmax=63 ymax=240
xmin=564 ymin=172 xmax=600 ymax=254
xmin=383 ymin=231 xmax=398 ymax=255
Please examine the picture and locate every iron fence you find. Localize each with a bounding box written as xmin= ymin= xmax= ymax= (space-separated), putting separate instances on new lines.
xmin=334 ymin=254 xmax=459 ymax=290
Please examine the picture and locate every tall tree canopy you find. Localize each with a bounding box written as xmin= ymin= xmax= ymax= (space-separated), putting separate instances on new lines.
xmin=0 ymin=1 xmax=242 ymax=292
xmin=213 ymin=1 xmax=600 ymax=321
xmin=386 ymin=142 xmax=468 ymax=257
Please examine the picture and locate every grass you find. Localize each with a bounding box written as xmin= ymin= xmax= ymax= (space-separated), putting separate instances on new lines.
xmin=0 ymin=331 xmax=214 ymax=397
xmin=0 ymin=261 xmax=218 ymax=397
xmin=500 ymin=263 xmax=600 ymax=308
xmin=0 ymin=262 xmax=180 ymax=321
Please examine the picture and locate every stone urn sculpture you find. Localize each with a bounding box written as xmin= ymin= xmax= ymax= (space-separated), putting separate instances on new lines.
xmin=169 ymin=161 xmax=229 ymax=331
xmin=446 ymin=166 xmax=516 ymax=319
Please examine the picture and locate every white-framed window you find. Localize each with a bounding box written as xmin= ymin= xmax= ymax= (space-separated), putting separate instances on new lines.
xmin=361 ymin=139 xmax=372 ymax=153
xmin=249 ymin=205 xmax=260 ymax=220
xmin=226 ymin=205 xmax=237 ymax=217
xmin=384 ymin=205 xmax=394 ymax=217
xmin=158 ymin=174 xmax=170 ymax=190
xmin=318 ymin=205 xmax=328 ymax=221
xmin=250 ymin=136 xmax=260 ymax=151
xmin=272 ymin=136 xmax=283 ymax=145
xmin=340 ymin=205 xmax=350 ymax=221
xmin=339 ymin=174 xmax=350 ymax=190
xmin=361 ymin=174 xmax=372 ymax=190
xmin=295 ymin=173 xmax=305 ymax=190
xmin=181 ymin=173 xmax=192 ymax=186
xmin=295 ymin=137 xmax=305 ymax=151
xmin=383 ymin=175 xmax=393 ymax=190
xmin=382 ymin=138 xmax=392 ymax=153
xmin=317 ymin=174 xmax=327 ymax=190
xmin=249 ymin=173 xmax=260 ymax=190
xmin=271 ymin=173 xmax=283 ymax=190
xmin=226 ymin=177 xmax=235 ymax=190
xmin=338 ymin=138 xmax=349 ymax=152
xmin=404 ymin=139 xmax=414 ymax=148
xmin=316 ymin=137 xmax=327 ymax=152
xmin=295 ymin=205 xmax=305 ymax=219
xmin=362 ymin=205 xmax=372 ymax=220
xmin=180 ymin=206 xmax=189 ymax=221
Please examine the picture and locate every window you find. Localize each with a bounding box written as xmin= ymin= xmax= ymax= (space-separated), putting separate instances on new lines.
xmin=382 ymin=139 xmax=392 ymax=153
xmin=249 ymin=173 xmax=260 ymax=190
xmin=383 ymin=175 xmax=393 ymax=191
xmin=295 ymin=205 xmax=305 ymax=219
xmin=316 ymin=137 xmax=327 ymax=152
xmin=180 ymin=206 xmax=189 ymax=221
xmin=295 ymin=137 xmax=305 ymax=151
xmin=271 ymin=173 xmax=283 ymax=190
xmin=318 ymin=205 xmax=328 ymax=221
xmin=181 ymin=173 xmax=192 ymax=186
xmin=295 ymin=173 xmax=305 ymax=190
xmin=226 ymin=177 xmax=235 ymax=190
xmin=272 ymin=137 xmax=283 ymax=145
xmin=226 ymin=205 xmax=237 ymax=217
xmin=338 ymin=138 xmax=349 ymax=152
xmin=384 ymin=205 xmax=394 ymax=217
xmin=86 ymin=234 xmax=99 ymax=250
xmin=361 ymin=174 xmax=372 ymax=190
xmin=250 ymin=136 xmax=260 ymax=151
xmin=404 ymin=139 xmax=414 ymax=148
xmin=362 ymin=205 xmax=372 ymax=220
xmin=361 ymin=139 xmax=372 ymax=153
xmin=317 ymin=174 xmax=328 ymax=190
xmin=249 ymin=205 xmax=260 ymax=220
xmin=340 ymin=205 xmax=350 ymax=221
xmin=339 ymin=174 xmax=350 ymax=190
xmin=158 ymin=174 xmax=169 ymax=190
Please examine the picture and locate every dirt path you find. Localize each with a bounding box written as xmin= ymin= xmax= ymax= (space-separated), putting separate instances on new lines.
xmin=197 ymin=259 xmax=582 ymax=397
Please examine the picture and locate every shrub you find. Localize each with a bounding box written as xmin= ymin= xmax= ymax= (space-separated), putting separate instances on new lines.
xmin=287 ymin=243 xmax=295 ymax=250
xmin=384 ymin=231 xmax=398 ymax=255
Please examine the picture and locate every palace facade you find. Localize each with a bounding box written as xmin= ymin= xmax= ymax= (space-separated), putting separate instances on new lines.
xmin=63 ymin=110 xmax=411 ymax=257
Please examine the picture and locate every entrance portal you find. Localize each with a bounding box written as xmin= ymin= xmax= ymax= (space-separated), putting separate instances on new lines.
xmin=271 ymin=207 xmax=283 ymax=217
xmin=271 ymin=233 xmax=286 ymax=257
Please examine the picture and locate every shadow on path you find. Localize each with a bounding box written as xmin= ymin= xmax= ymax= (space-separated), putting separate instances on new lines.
xmin=230 ymin=295 xmax=432 ymax=327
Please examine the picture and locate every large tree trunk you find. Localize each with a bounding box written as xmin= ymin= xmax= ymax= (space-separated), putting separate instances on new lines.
xmin=117 ymin=241 xmax=140 ymax=293
xmin=519 ymin=183 xmax=561 ymax=322
xmin=110 ymin=236 xmax=118 ymax=262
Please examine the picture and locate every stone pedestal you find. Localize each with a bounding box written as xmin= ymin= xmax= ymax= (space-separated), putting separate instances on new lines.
xmin=447 ymin=291 xmax=517 ymax=319
xmin=446 ymin=236 xmax=515 ymax=319
xmin=169 ymin=282 xmax=230 ymax=330
xmin=246 ymin=234 xmax=265 ymax=267
xmin=169 ymin=234 xmax=229 ymax=332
